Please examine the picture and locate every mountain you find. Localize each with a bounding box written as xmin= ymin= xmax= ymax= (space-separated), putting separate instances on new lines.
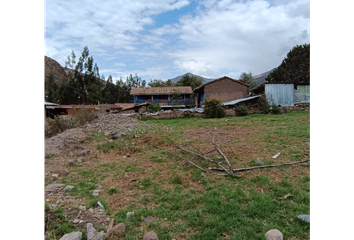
xmin=169 ymin=72 xmax=215 ymax=84
xmin=251 ymin=69 xmax=274 ymax=87
xmin=45 ymin=56 xmax=68 ymax=84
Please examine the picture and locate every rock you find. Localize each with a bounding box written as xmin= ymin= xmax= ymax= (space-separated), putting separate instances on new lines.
xmin=265 ymin=229 xmax=283 ymax=240
xmin=297 ymin=214 xmax=310 ymax=222
xmin=78 ymin=149 xmax=90 ymax=156
xmin=214 ymin=127 xmax=217 ymax=131
xmin=72 ymin=219 xmax=80 ymax=224
xmin=77 ymin=157 xmax=83 ymax=163
xmin=255 ymin=158 xmax=264 ymax=165
xmin=87 ymin=223 xmax=105 ymax=240
xmin=112 ymin=133 xmax=121 ymax=139
xmin=92 ymin=190 xmax=101 ymax=197
xmin=143 ymin=231 xmax=159 ymax=240
xmin=59 ymin=231 xmax=82 ymax=240
xmin=64 ymin=185 xmax=74 ymax=191
xmin=201 ymin=173 xmax=206 ymax=178
xmin=59 ymin=169 xmax=69 ymax=176
xmin=45 ymin=184 xmax=65 ymax=192
xmin=111 ymin=223 xmax=126 ymax=234
xmin=126 ymin=212 xmax=134 ymax=218
xmin=132 ymin=178 xmax=137 ymax=181
xmin=68 ymin=160 xmax=76 ymax=167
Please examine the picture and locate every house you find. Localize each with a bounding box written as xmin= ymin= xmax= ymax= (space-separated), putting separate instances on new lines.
xmin=42 ymin=101 xmax=58 ymax=119
xmin=193 ymin=76 xmax=249 ymax=107
xmin=130 ymin=86 xmax=194 ymax=109
xmin=250 ymin=83 xmax=310 ymax=107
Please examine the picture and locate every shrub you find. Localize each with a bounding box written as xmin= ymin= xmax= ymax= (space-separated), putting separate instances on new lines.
xmin=72 ymin=108 xmax=97 ymax=125
xmin=271 ymin=103 xmax=281 ymax=114
xmin=235 ymin=104 xmax=248 ymax=116
xmin=257 ymin=95 xmax=270 ymax=114
xmin=147 ymin=101 xmax=161 ymax=113
xmin=204 ymin=99 xmax=226 ymax=118
xmin=107 ymin=187 xmax=118 ymax=195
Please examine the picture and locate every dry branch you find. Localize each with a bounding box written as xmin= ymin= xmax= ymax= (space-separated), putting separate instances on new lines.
xmin=209 ymin=129 xmax=236 ymax=176
xmin=167 ymin=150 xmax=229 ymax=176
xmin=175 ymin=146 xmax=232 ymax=175
xmin=209 ymin=159 xmax=310 ymax=172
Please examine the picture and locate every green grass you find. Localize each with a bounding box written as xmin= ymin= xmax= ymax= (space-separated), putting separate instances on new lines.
xmin=46 ymin=111 xmax=309 ymax=240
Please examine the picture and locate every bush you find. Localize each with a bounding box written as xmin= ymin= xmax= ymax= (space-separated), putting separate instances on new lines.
xmin=235 ymin=105 xmax=248 ymax=116
xmin=257 ymin=95 xmax=270 ymax=114
xmin=271 ymin=104 xmax=281 ymax=114
xmin=147 ymin=101 xmax=161 ymax=113
xmin=204 ymin=99 xmax=226 ymax=118
xmin=72 ymin=108 xmax=97 ymax=125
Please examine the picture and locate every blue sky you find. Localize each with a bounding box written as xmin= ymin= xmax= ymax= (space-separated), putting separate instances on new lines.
xmin=45 ymin=0 xmax=310 ymax=82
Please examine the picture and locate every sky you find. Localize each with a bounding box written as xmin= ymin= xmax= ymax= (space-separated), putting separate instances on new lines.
xmin=44 ymin=0 xmax=310 ymax=82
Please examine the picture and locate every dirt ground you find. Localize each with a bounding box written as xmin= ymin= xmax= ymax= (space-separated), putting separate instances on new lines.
xmin=45 ymin=113 xmax=310 ymax=239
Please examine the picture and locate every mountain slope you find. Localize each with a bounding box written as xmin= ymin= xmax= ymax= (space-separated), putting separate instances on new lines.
xmin=252 ymin=69 xmax=274 ymax=87
xmin=45 ymin=56 xmax=68 ymax=84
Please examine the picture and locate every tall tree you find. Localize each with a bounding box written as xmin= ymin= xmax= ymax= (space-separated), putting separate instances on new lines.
xmin=175 ymin=74 xmax=203 ymax=90
xmin=266 ymin=44 xmax=310 ymax=84
xmin=239 ymin=71 xmax=258 ymax=92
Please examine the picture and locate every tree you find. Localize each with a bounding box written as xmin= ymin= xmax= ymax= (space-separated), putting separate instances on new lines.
xmin=148 ymin=79 xmax=168 ymax=87
xmin=239 ymin=72 xmax=258 ymax=92
xmin=171 ymin=89 xmax=181 ymax=109
xmin=266 ymin=44 xmax=310 ymax=84
xmin=175 ymin=74 xmax=203 ymax=90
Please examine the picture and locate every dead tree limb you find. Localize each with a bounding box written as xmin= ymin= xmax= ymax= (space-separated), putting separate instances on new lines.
xmin=209 ymin=129 xmax=236 ymax=176
xmin=209 ymin=159 xmax=310 ymax=172
xmin=175 ymin=146 xmax=232 ymax=175
xmin=167 ymin=150 xmax=229 ymax=176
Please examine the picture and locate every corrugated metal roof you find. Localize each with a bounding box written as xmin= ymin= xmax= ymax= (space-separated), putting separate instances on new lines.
xmin=44 ymin=101 xmax=58 ymax=106
xmin=131 ymin=86 xmax=193 ymax=95
xmin=223 ymin=95 xmax=261 ymax=106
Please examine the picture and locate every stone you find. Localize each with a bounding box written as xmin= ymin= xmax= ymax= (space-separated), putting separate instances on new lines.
xmin=265 ymin=229 xmax=283 ymax=240
xmin=112 ymin=133 xmax=121 ymax=139
xmin=214 ymin=127 xmax=217 ymax=131
xmin=111 ymin=223 xmax=126 ymax=234
xmin=77 ymin=157 xmax=83 ymax=163
xmin=201 ymin=173 xmax=206 ymax=178
xmin=255 ymin=158 xmax=264 ymax=165
xmin=72 ymin=219 xmax=80 ymax=224
xmin=64 ymin=185 xmax=74 ymax=191
xmin=297 ymin=214 xmax=310 ymax=222
xmin=87 ymin=223 xmax=105 ymax=240
xmin=132 ymin=178 xmax=137 ymax=181
xmin=126 ymin=212 xmax=134 ymax=218
xmin=78 ymin=149 xmax=90 ymax=156
xmin=68 ymin=160 xmax=76 ymax=167
xmin=143 ymin=231 xmax=159 ymax=240
xmin=92 ymin=190 xmax=101 ymax=197
xmin=45 ymin=184 xmax=65 ymax=192
xmin=59 ymin=169 xmax=69 ymax=176
xmin=59 ymin=231 xmax=82 ymax=240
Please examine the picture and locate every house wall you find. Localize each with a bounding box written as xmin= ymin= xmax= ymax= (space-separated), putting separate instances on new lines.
xmin=204 ymin=79 xmax=248 ymax=103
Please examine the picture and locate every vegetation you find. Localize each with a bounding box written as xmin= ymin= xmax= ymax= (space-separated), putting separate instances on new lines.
xmin=175 ymin=74 xmax=203 ymax=90
xmin=257 ymin=95 xmax=271 ymax=114
xmin=239 ymin=71 xmax=258 ymax=92
xmin=266 ymin=44 xmax=310 ymax=84
xmin=235 ymin=104 xmax=248 ymax=116
xmin=45 ymin=46 xmax=147 ymax=105
xmin=147 ymin=101 xmax=162 ymax=113
xmin=204 ymin=99 xmax=226 ymax=118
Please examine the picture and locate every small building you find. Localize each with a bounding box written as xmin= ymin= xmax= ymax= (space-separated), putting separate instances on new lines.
xmin=250 ymin=83 xmax=310 ymax=107
xmin=193 ymin=76 xmax=249 ymax=107
xmin=130 ymin=86 xmax=194 ymax=109
xmin=45 ymin=101 xmax=58 ymax=119
xmin=118 ymin=102 xmax=150 ymax=114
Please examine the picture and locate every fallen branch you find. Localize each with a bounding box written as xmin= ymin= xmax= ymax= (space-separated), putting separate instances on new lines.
xmin=167 ymin=150 xmax=229 ymax=176
xmin=209 ymin=129 xmax=236 ymax=176
xmin=209 ymin=159 xmax=310 ymax=172
xmin=175 ymin=146 xmax=232 ymax=175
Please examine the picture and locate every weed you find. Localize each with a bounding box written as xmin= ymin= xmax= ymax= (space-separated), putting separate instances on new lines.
xmin=108 ymin=187 xmax=118 ymax=195
xmin=171 ymin=175 xmax=182 ymax=184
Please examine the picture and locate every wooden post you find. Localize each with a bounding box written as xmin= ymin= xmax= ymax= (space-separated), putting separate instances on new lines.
xmin=152 ymin=95 xmax=154 ymax=102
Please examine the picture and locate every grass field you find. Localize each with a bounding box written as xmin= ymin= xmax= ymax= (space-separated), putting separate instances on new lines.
xmin=46 ymin=111 xmax=310 ymax=240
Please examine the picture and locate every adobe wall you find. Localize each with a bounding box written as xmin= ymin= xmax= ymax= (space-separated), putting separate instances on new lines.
xmin=205 ymin=79 xmax=248 ymax=102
